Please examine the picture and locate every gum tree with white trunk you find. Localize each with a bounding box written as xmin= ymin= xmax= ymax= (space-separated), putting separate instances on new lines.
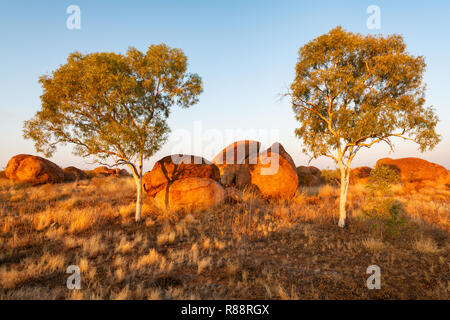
xmin=24 ymin=44 xmax=203 ymax=222
xmin=288 ymin=27 xmax=440 ymax=228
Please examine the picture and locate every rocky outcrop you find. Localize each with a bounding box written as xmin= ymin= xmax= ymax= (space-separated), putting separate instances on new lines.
xmin=248 ymin=143 xmax=298 ymax=199
xmin=63 ymin=166 xmax=87 ymax=182
xmin=143 ymin=154 xmax=220 ymax=197
xmin=350 ymin=166 xmax=373 ymax=185
xmin=5 ymin=154 xmax=64 ymax=185
xmin=153 ymin=177 xmax=225 ymax=211
xmin=376 ymin=157 xmax=448 ymax=184
xmin=297 ymin=166 xmax=325 ymax=187
xmin=93 ymin=166 xmax=120 ymax=176
xmin=212 ymin=140 xmax=261 ymax=170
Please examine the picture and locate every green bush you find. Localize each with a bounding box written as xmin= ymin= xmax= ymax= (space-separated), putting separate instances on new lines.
xmin=362 ymin=165 xmax=407 ymax=237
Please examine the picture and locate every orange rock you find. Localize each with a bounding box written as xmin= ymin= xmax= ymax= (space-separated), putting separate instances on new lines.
xmin=266 ymin=142 xmax=296 ymax=170
xmin=297 ymin=166 xmax=325 ymax=187
xmin=350 ymin=167 xmax=373 ymax=185
xmin=5 ymin=154 xmax=64 ymax=185
xmin=376 ymin=157 xmax=448 ymax=184
xmin=212 ymin=140 xmax=261 ymax=169
xmin=63 ymin=166 xmax=87 ymax=182
xmin=248 ymin=146 xmax=298 ymax=199
xmin=93 ymin=166 xmax=120 ymax=176
xmin=143 ymin=155 xmax=220 ymax=197
xmin=154 ymin=177 xmax=225 ymax=210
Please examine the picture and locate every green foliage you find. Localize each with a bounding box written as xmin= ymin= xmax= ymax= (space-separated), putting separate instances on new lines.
xmin=290 ymin=26 xmax=440 ymax=160
xmin=367 ymin=165 xmax=401 ymax=194
xmin=23 ymin=44 xmax=203 ymax=174
xmin=362 ymin=165 xmax=407 ymax=237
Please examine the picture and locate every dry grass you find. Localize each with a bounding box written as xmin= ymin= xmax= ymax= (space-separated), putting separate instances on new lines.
xmin=0 ymin=175 xmax=448 ymax=299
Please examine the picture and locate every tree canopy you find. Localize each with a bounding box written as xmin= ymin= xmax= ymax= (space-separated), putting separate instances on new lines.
xmin=24 ymin=43 xmax=202 ymax=170
xmin=289 ymin=27 xmax=440 ymax=227
xmin=290 ymin=26 xmax=440 ymax=162
xmin=24 ymin=43 xmax=203 ymax=221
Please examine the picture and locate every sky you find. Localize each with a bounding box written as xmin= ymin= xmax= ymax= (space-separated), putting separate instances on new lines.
xmin=1 ymin=0 xmax=449 ymax=171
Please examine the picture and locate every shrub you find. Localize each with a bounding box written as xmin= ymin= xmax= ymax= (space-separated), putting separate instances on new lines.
xmin=362 ymin=165 xmax=407 ymax=237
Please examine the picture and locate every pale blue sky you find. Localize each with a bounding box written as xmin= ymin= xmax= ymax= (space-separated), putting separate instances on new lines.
xmin=1 ymin=0 xmax=449 ymax=170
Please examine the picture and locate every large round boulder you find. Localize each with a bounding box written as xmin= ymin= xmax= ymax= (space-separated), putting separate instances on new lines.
xmin=63 ymin=166 xmax=87 ymax=182
xmin=376 ymin=157 xmax=448 ymax=184
xmin=212 ymin=140 xmax=261 ymax=169
xmin=154 ymin=177 xmax=226 ymax=211
xmin=212 ymin=140 xmax=261 ymax=187
xmin=5 ymin=154 xmax=64 ymax=185
xmin=219 ymin=164 xmax=252 ymax=189
xmin=350 ymin=167 xmax=373 ymax=185
xmin=248 ymin=144 xmax=298 ymax=199
xmin=143 ymin=154 xmax=220 ymax=197
xmin=297 ymin=166 xmax=325 ymax=187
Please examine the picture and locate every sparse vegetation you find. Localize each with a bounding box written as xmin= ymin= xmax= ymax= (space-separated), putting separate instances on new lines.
xmin=0 ymin=175 xmax=448 ymax=299
xmin=362 ymin=165 xmax=408 ymax=237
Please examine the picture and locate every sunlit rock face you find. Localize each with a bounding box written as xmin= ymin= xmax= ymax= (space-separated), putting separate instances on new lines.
xmin=247 ymin=143 xmax=299 ymax=200
xmin=349 ymin=167 xmax=373 ymax=185
xmin=143 ymin=154 xmax=220 ymax=197
xmin=153 ymin=177 xmax=225 ymax=211
xmin=5 ymin=154 xmax=64 ymax=185
xmin=376 ymin=157 xmax=448 ymax=184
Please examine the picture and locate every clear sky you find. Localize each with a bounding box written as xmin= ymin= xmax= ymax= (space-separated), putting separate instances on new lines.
xmin=1 ymin=0 xmax=449 ymax=171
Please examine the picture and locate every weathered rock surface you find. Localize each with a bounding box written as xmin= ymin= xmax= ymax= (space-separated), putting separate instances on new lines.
xmin=248 ymin=144 xmax=298 ymax=199
xmin=63 ymin=166 xmax=87 ymax=182
xmin=154 ymin=177 xmax=226 ymax=211
xmin=349 ymin=166 xmax=373 ymax=185
xmin=297 ymin=166 xmax=325 ymax=187
xmin=143 ymin=154 xmax=220 ymax=197
xmin=93 ymin=166 xmax=120 ymax=176
xmin=212 ymin=140 xmax=261 ymax=170
xmin=376 ymin=157 xmax=448 ymax=184
xmin=5 ymin=154 xmax=64 ymax=185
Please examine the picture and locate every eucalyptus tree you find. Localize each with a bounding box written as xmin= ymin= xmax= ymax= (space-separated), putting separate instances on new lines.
xmin=24 ymin=44 xmax=203 ymax=221
xmin=289 ymin=27 xmax=440 ymax=227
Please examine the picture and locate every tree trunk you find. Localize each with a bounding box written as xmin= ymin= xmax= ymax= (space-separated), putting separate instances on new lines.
xmin=134 ymin=154 xmax=144 ymax=222
xmin=135 ymin=174 xmax=143 ymax=222
xmin=338 ymin=165 xmax=350 ymax=228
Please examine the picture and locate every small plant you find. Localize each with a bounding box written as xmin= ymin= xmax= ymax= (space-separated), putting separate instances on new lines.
xmin=321 ymin=169 xmax=341 ymax=186
xmin=362 ymin=165 xmax=407 ymax=237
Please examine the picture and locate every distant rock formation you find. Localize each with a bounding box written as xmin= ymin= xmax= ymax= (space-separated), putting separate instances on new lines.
xmin=297 ymin=166 xmax=325 ymax=187
xmin=63 ymin=166 xmax=87 ymax=182
xmin=376 ymin=157 xmax=448 ymax=184
xmin=350 ymin=166 xmax=373 ymax=185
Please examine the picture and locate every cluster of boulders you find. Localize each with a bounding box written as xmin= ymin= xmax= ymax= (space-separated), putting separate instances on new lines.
xmin=3 ymin=151 xmax=448 ymax=212
xmin=3 ymin=154 xmax=130 ymax=185
xmin=375 ymin=157 xmax=449 ymax=185
xmin=349 ymin=158 xmax=449 ymax=185
xmin=142 ymin=140 xmax=301 ymax=210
